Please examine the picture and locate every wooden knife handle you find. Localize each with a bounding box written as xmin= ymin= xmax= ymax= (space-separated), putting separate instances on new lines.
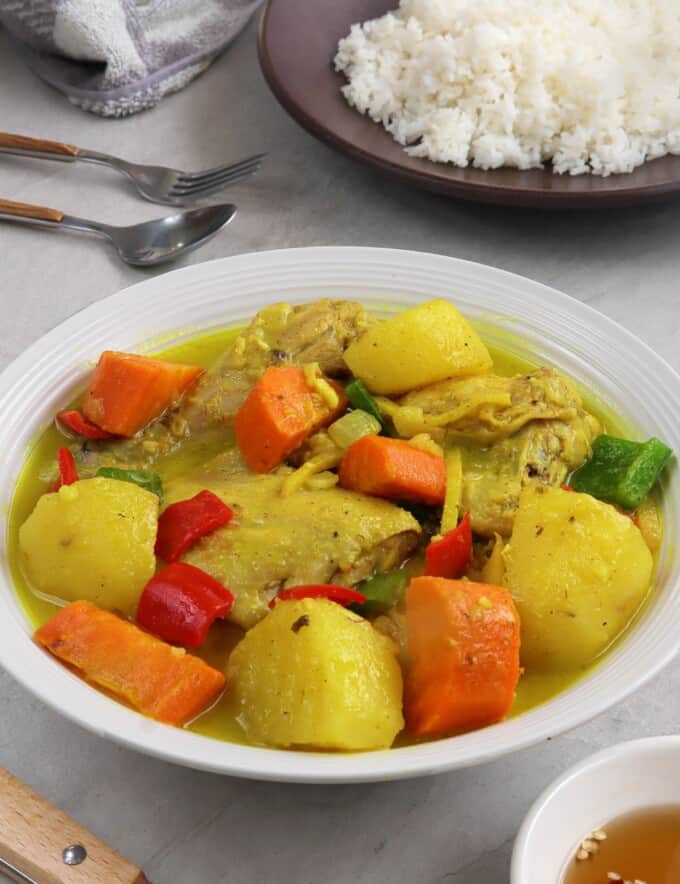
xmin=0 ymin=769 xmax=148 ymax=884
xmin=0 ymin=199 xmax=64 ymax=223
xmin=0 ymin=133 xmax=79 ymax=157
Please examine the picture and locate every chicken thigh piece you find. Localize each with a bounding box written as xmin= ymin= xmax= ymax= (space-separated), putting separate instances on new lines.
xmin=77 ymin=300 xmax=370 ymax=472
xmin=164 ymin=450 xmax=420 ymax=629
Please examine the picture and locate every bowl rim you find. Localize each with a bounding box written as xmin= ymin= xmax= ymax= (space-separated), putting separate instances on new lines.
xmin=510 ymin=734 xmax=680 ymax=882
xmin=1 ymin=245 xmax=679 ymax=783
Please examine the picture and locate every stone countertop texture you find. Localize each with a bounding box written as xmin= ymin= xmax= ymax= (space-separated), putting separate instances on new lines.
xmin=1 ymin=18 xmax=679 ymax=884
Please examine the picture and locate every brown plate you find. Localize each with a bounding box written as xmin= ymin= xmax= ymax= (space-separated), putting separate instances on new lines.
xmin=258 ymin=0 xmax=680 ymax=209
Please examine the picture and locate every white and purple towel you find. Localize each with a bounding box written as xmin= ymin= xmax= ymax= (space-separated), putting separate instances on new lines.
xmin=0 ymin=0 xmax=262 ymax=117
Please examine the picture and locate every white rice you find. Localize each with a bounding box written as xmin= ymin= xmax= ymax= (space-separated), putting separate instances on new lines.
xmin=334 ymin=0 xmax=680 ymax=176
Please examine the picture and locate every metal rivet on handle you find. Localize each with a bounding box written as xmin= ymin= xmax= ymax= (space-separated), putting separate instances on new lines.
xmin=62 ymin=844 xmax=87 ymax=865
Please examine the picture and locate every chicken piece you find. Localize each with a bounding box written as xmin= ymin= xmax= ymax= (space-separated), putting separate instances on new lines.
xmin=378 ymin=368 xmax=600 ymax=446
xmin=178 ymin=300 xmax=369 ymax=433
xmin=461 ymin=417 xmax=599 ymax=537
xmin=77 ymin=300 xmax=370 ymax=473
xmin=376 ymin=367 xmax=599 ymax=537
xmin=162 ymin=449 xmax=420 ymax=629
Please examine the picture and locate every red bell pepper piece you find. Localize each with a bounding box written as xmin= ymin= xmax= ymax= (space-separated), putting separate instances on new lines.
xmin=136 ymin=562 xmax=234 ymax=647
xmin=269 ymin=585 xmax=367 ymax=608
xmin=424 ymin=513 xmax=472 ymax=578
xmin=57 ymin=409 xmax=114 ymax=440
xmin=561 ymin=484 xmax=575 ymax=492
xmin=51 ymin=447 xmax=79 ymax=491
xmin=155 ymin=490 xmax=234 ymax=563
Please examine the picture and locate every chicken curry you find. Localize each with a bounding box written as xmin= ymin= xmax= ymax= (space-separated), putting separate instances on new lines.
xmin=8 ymin=299 xmax=671 ymax=751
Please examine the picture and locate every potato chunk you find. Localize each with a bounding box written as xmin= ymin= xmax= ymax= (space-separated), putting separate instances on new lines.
xmin=343 ymin=299 xmax=492 ymax=395
xmin=19 ymin=477 xmax=158 ymax=614
xmin=227 ymin=598 xmax=404 ymax=750
xmin=504 ymin=486 xmax=653 ymax=670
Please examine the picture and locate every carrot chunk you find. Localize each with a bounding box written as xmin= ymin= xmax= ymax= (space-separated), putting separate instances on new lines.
xmin=338 ymin=435 xmax=445 ymax=505
xmin=82 ymin=351 xmax=203 ymax=437
xmin=404 ymin=577 xmax=520 ymax=736
xmin=234 ymin=365 xmax=347 ymax=473
xmin=35 ymin=601 xmax=225 ymax=725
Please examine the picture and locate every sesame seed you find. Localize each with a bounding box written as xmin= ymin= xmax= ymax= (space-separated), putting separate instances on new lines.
xmin=575 ymin=828 xmax=610 ymax=862
xmin=604 ymin=874 xmax=646 ymax=884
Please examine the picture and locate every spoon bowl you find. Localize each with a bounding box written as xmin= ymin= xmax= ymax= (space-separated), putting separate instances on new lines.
xmin=68 ymin=204 xmax=238 ymax=266
xmin=0 ymin=199 xmax=237 ymax=267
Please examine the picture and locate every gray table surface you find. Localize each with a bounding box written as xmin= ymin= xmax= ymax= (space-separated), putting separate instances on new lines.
xmin=1 ymin=18 xmax=680 ymax=884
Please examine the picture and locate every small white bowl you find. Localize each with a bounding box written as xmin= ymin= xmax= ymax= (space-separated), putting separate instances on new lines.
xmin=511 ymin=736 xmax=680 ymax=883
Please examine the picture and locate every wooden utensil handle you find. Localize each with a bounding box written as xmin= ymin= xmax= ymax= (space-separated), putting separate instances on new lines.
xmin=0 ymin=769 xmax=148 ymax=884
xmin=0 ymin=199 xmax=64 ymax=223
xmin=0 ymin=133 xmax=79 ymax=157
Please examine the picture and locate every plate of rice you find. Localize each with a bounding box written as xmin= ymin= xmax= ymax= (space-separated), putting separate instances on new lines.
xmin=258 ymin=0 xmax=680 ymax=208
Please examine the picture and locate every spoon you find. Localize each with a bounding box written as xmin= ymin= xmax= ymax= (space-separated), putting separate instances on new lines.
xmin=0 ymin=198 xmax=237 ymax=266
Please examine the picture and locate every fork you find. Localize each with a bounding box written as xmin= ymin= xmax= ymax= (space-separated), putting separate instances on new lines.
xmin=0 ymin=132 xmax=265 ymax=207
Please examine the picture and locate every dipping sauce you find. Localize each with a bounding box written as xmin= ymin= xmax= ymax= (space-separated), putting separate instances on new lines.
xmin=562 ymin=806 xmax=680 ymax=884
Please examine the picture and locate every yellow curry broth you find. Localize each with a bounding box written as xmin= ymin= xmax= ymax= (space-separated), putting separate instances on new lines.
xmin=6 ymin=326 xmax=636 ymax=745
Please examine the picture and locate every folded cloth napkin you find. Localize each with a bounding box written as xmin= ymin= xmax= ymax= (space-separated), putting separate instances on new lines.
xmin=0 ymin=0 xmax=262 ymax=117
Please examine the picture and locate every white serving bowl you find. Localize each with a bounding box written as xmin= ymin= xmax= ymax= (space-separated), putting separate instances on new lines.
xmin=1 ymin=247 xmax=679 ymax=783
xmin=511 ymin=736 xmax=680 ymax=883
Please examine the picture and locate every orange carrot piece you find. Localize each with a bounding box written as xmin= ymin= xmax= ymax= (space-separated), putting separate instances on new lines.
xmin=338 ymin=435 xmax=446 ymax=505
xmin=82 ymin=351 xmax=203 ymax=437
xmin=404 ymin=577 xmax=521 ymax=737
xmin=35 ymin=601 xmax=225 ymax=726
xmin=234 ymin=365 xmax=347 ymax=473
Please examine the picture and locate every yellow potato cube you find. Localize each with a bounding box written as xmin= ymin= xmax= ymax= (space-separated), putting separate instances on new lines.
xmin=19 ymin=477 xmax=158 ymax=614
xmin=227 ymin=598 xmax=404 ymax=750
xmin=343 ymin=299 xmax=492 ymax=395
xmin=504 ymin=485 xmax=653 ymax=671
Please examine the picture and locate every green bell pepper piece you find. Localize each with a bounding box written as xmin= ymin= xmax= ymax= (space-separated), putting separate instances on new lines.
xmin=96 ymin=467 xmax=164 ymax=504
xmin=345 ymin=378 xmax=384 ymax=426
xmin=570 ymin=434 xmax=672 ymax=510
xmin=357 ymin=569 xmax=408 ymax=615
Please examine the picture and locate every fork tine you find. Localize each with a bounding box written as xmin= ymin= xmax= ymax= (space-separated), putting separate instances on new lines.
xmin=170 ymin=161 xmax=262 ymax=197
xmin=174 ymin=157 xmax=264 ymax=191
xmin=175 ymin=153 xmax=266 ymax=186
xmin=170 ymin=166 xmax=260 ymax=199
xmin=171 ymin=158 xmax=263 ymax=194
